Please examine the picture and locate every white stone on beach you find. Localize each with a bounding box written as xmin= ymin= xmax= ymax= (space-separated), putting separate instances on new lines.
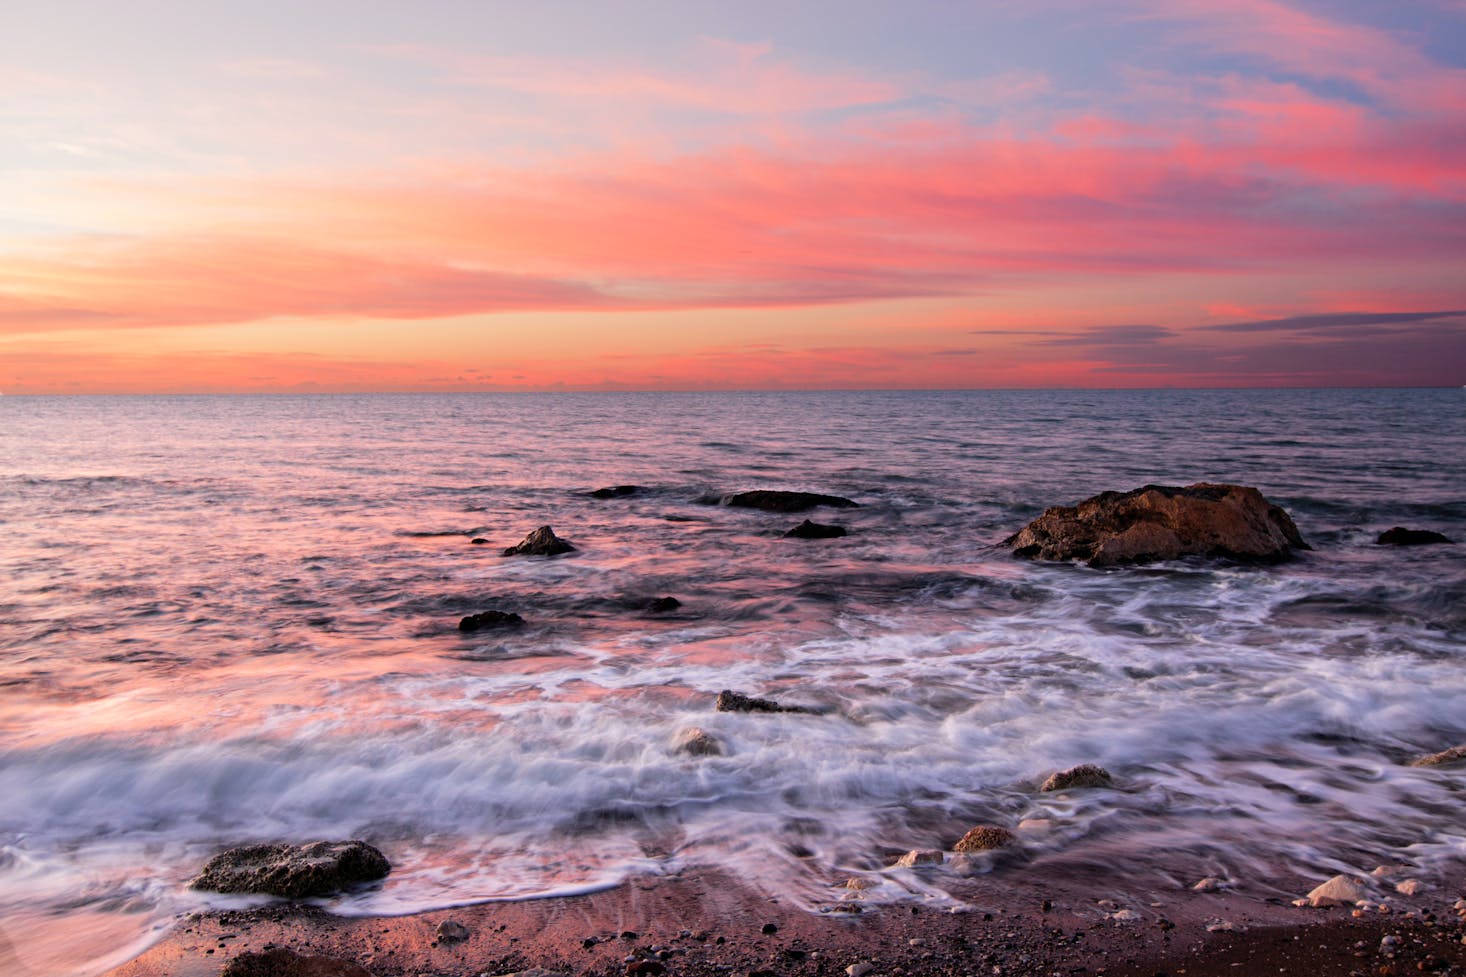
xmin=1306 ymin=874 xmax=1367 ymax=907
xmin=846 ymin=962 xmax=874 ymax=977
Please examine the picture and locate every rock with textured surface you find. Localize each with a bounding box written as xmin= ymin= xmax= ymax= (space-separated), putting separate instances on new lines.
xmin=894 ymin=849 xmax=944 ymax=868
xmin=502 ymin=525 xmax=576 ymax=557
xmin=953 ymin=825 xmax=1017 ymax=852
xmin=1409 ymin=744 xmax=1466 ymax=768
xmin=1376 ymin=527 xmax=1453 ymax=546
xmin=189 ymin=840 xmax=390 ymax=899
xmin=715 ymin=689 xmax=816 ymax=714
xmin=1305 ymin=874 xmax=1367 ymax=907
xmin=673 ymin=726 xmax=724 ymax=757
xmin=436 ymin=919 xmax=471 ymax=943
xmin=221 ymin=948 xmax=372 ymax=977
xmin=784 ymin=519 xmax=848 ymax=539
xmin=722 ymin=490 xmax=859 ymax=513
xmin=1040 ymin=763 xmax=1114 ymax=791
xmin=458 ymin=609 xmax=525 ymax=632
xmin=1006 ymin=483 xmax=1308 ymax=567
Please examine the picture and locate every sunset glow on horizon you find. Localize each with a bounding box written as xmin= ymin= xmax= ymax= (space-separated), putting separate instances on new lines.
xmin=3 ymin=0 xmax=1464 ymax=393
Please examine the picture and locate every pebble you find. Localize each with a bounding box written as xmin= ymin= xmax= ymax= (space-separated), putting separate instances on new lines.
xmin=436 ymin=920 xmax=471 ymax=944
xmin=1205 ymin=919 xmax=1237 ymax=932
xmin=1395 ymin=879 xmax=1425 ymax=896
xmin=1110 ymin=909 xmax=1139 ymax=922
xmin=1192 ymin=877 xmax=1223 ymax=893
xmin=1305 ymin=874 xmax=1367 ymax=908
xmin=846 ymin=962 xmax=875 ymax=977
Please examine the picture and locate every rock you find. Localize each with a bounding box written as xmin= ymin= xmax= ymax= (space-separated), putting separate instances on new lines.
xmin=1376 ymin=527 xmax=1453 ymax=546
xmin=1016 ymin=818 xmax=1055 ymax=837
xmin=1193 ymin=877 xmax=1225 ymax=893
xmin=436 ymin=919 xmax=471 ymax=943
xmin=189 ymin=840 xmax=390 ymax=899
xmin=1040 ymin=763 xmax=1113 ymax=791
xmin=784 ymin=519 xmax=848 ymax=539
xmin=722 ymin=490 xmax=860 ymax=513
xmin=1395 ymin=879 xmax=1426 ymax=896
xmin=590 ymin=485 xmax=640 ymax=499
xmin=470 ymin=537 xmax=489 ymax=545
xmin=458 ymin=609 xmax=525 ymax=632
xmin=715 ymin=689 xmax=816 ymax=714
xmin=1110 ymin=908 xmax=1140 ymax=922
xmin=1408 ymin=744 xmax=1466 ymax=768
xmin=1305 ymin=874 xmax=1367 ymax=907
xmin=502 ymin=525 xmax=576 ymax=557
xmin=894 ymin=849 xmax=944 ymax=868
xmin=221 ymin=948 xmax=372 ymax=977
xmin=844 ymin=876 xmax=881 ymax=890
xmin=953 ymin=825 xmax=1017 ymax=852
xmin=1005 ymin=483 xmax=1309 ymax=567
xmin=1205 ymin=918 xmax=1238 ymax=932
xmin=673 ymin=726 xmax=724 ymax=757
xmin=646 ymin=596 xmax=681 ymax=614
xmin=845 ymin=963 xmax=874 ymax=977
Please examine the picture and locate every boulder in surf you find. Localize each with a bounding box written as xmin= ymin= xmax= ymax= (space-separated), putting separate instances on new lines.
xmin=1006 ymin=483 xmax=1308 ymax=568
xmin=189 ymin=840 xmax=390 ymax=899
xmin=502 ymin=525 xmax=576 ymax=557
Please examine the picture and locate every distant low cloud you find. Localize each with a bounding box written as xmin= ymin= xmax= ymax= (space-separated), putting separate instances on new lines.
xmin=1204 ymin=310 xmax=1466 ymax=333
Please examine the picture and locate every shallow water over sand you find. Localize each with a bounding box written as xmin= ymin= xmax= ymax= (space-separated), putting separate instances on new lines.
xmin=1 ymin=389 xmax=1464 ymax=975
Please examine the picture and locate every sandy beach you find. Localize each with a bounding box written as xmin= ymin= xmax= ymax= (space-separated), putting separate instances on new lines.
xmin=105 ymin=856 xmax=1466 ymax=977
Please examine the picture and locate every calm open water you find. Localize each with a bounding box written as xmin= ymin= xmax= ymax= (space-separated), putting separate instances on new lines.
xmin=2 ymin=389 xmax=1464 ymax=974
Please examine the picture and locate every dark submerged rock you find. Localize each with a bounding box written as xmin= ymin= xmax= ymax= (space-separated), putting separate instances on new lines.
xmin=784 ymin=519 xmax=848 ymax=539
xmin=502 ymin=525 xmax=576 ymax=557
xmin=458 ymin=609 xmax=525 ymax=632
xmin=436 ymin=919 xmax=471 ymax=943
xmin=221 ymin=948 xmax=372 ymax=977
xmin=715 ymin=689 xmax=817 ymax=715
xmin=590 ymin=485 xmax=640 ymax=499
xmin=189 ymin=840 xmax=390 ymax=899
xmin=1005 ymin=482 xmax=1308 ymax=568
xmin=722 ymin=490 xmax=859 ymax=513
xmin=1040 ymin=763 xmax=1114 ymax=791
xmin=646 ymin=596 xmax=682 ymax=613
xmin=1377 ymin=527 xmax=1453 ymax=546
xmin=469 ymin=537 xmax=489 ymax=545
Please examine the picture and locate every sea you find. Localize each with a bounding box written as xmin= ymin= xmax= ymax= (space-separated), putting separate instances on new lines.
xmin=2 ymin=389 xmax=1463 ymax=975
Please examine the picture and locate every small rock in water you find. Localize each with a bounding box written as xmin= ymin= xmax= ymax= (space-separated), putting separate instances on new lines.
xmin=1040 ymin=763 xmax=1113 ymax=792
xmin=1192 ymin=877 xmax=1225 ymax=893
xmin=221 ymin=948 xmax=372 ymax=977
xmin=1395 ymin=879 xmax=1426 ymax=896
xmin=189 ymin=840 xmax=390 ymax=898
xmin=646 ymin=596 xmax=681 ymax=613
xmin=1376 ymin=527 xmax=1453 ymax=546
xmin=953 ymin=825 xmax=1017 ymax=852
xmin=845 ymin=876 xmax=881 ymax=890
xmin=469 ymin=537 xmax=489 ymax=545
xmin=590 ymin=485 xmax=640 ymax=499
xmin=436 ymin=919 xmax=471 ymax=943
xmin=1205 ymin=918 xmax=1239 ymax=932
xmin=672 ymin=726 xmax=724 ymax=757
xmin=893 ymin=849 xmax=944 ymax=868
xmin=1408 ymin=744 xmax=1466 ymax=768
xmin=1110 ymin=908 xmax=1139 ymax=922
xmin=458 ymin=610 xmax=525 ymax=632
xmin=784 ymin=519 xmax=848 ymax=539
xmin=715 ymin=689 xmax=815 ymax=714
xmin=502 ymin=525 xmax=576 ymax=557
xmin=1306 ymin=874 xmax=1367 ymax=908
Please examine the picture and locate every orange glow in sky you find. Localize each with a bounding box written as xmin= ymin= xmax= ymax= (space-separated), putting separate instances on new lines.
xmin=2 ymin=1 xmax=1464 ymax=392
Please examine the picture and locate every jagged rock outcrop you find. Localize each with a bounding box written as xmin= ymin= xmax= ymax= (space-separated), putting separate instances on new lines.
xmin=189 ymin=840 xmax=390 ymax=898
xmin=1409 ymin=744 xmax=1466 ymax=768
xmin=1005 ymin=483 xmax=1308 ymax=567
xmin=714 ymin=689 xmax=817 ymax=714
xmin=502 ymin=525 xmax=576 ymax=557
xmin=672 ymin=726 xmax=725 ymax=757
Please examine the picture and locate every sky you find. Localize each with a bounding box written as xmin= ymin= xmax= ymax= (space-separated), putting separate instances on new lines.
xmin=2 ymin=0 xmax=1464 ymax=393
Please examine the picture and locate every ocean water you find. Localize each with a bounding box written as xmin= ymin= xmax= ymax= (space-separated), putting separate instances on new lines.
xmin=1 ymin=389 xmax=1464 ymax=975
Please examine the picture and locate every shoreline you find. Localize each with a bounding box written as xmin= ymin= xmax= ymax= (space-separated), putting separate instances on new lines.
xmin=103 ymin=858 xmax=1466 ymax=977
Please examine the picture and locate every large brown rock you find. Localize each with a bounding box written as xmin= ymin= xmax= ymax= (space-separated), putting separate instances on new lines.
xmin=952 ymin=825 xmax=1016 ymax=852
xmin=189 ymin=840 xmax=390 ymax=899
xmin=1005 ymin=483 xmax=1308 ymax=568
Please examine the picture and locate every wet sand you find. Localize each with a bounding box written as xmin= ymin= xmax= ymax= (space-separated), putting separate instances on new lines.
xmin=105 ymin=857 xmax=1466 ymax=977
